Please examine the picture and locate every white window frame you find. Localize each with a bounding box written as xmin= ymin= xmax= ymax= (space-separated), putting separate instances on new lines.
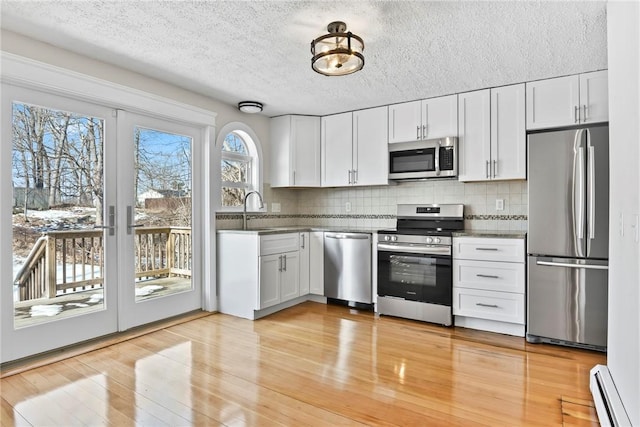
xmin=215 ymin=122 xmax=264 ymax=212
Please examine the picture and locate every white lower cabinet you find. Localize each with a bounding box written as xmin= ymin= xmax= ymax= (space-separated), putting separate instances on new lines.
xmin=452 ymin=236 xmax=526 ymax=336
xmin=218 ymin=232 xmax=306 ymax=320
xmin=309 ymin=231 xmax=324 ymax=295
xmin=299 ymin=232 xmax=310 ymax=295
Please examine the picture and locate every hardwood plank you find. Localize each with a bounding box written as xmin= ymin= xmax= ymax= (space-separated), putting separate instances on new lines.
xmin=0 ymin=302 xmax=605 ymax=426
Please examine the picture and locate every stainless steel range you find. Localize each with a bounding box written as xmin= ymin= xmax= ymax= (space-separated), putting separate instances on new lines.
xmin=377 ymin=204 xmax=464 ymax=326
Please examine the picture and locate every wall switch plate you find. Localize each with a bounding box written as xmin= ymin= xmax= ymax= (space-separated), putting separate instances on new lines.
xmin=345 ymin=202 xmax=352 ymax=212
xmin=496 ymin=199 xmax=505 ymax=211
xmin=271 ymin=202 xmax=281 ymax=213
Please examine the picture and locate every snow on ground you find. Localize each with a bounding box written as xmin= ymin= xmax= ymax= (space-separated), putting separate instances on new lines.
xmin=20 ymin=207 xmax=96 ymax=221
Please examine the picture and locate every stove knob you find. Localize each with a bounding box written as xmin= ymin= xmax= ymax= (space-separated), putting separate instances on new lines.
xmin=425 ymin=237 xmax=433 ymax=244
xmin=391 ymin=235 xmax=398 ymax=242
xmin=384 ymin=235 xmax=391 ymax=242
xmin=434 ymin=237 xmax=441 ymax=244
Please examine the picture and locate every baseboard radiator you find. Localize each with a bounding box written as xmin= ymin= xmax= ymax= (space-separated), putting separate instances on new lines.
xmin=590 ymin=365 xmax=632 ymax=426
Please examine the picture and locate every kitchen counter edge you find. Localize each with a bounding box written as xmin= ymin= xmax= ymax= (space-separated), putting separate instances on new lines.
xmin=452 ymin=230 xmax=527 ymax=239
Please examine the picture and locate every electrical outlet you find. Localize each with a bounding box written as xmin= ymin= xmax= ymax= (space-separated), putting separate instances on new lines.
xmin=496 ymin=199 xmax=505 ymax=211
xmin=345 ymin=202 xmax=352 ymax=212
xmin=271 ymin=202 xmax=281 ymax=213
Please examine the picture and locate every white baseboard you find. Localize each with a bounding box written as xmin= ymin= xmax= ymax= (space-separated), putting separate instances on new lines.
xmin=590 ymin=364 xmax=632 ymax=426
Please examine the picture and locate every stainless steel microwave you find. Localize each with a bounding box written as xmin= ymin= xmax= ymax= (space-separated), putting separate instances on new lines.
xmin=388 ymin=137 xmax=458 ymax=180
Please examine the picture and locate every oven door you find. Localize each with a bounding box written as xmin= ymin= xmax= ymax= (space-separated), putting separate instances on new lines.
xmin=377 ymin=245 xmax=452 ymax=305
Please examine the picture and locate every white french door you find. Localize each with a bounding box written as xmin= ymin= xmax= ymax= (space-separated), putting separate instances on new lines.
xmin=116 ymin=111 xmax=202 ymax=330
xmin=1 ymin=85 xmax=203 ymax=363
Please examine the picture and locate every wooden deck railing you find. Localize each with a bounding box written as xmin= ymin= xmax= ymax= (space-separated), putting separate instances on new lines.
xmin=13 ymin=227 xmax=192 ymax=301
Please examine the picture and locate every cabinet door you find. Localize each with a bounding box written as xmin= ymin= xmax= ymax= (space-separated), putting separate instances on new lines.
xmin=259 ymin=254 xmax=281 ymax=309
xmin=491 ymin=84 xmax=526 ymax=180
xmin=309 ymin=231 xmax=324 ymax=295
xmin=269 ymin=115 xmax=292 ymax=187
xmin=422 ymin=94 xmax=458 ymax=139
xmin=579 ymin=70 xmax=608 ymax=124
xmin=388 ymin=100 xmax=421 ymax=143
xmin=458 ymin=89 xmax=491 ymax=181
xmin=292 ymin=116 xmax=321 ymax=186
xmin=526 ymin=75 xmax=579 ymax=130
xmin=321 ymin=112 xmax=353 ymax=186
xmin=280 ymin=251 xmax=300 ymax=302
xmin=353 ymin=106 xmax=388 ymax=186
xmin=299 ymin=232 xmax=310 ymax=295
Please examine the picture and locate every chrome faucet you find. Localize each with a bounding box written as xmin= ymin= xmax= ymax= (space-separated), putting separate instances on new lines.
xmin=243 ymin=190 xmax=264 ymax=230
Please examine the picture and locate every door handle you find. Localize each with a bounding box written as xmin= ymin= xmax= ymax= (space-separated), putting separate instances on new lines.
xmin=416 ymin=125 xmax=421 ymax=140
xmin=283 ymin=254 xmax=287 ymax=271
xmin=422 ymin=124 xmax=427 ymax=139
xmin=94 ymin=205 xmax=116 ymax=236
xmin=301 ymin=234 xmax=305 ymax=249
xmin=486 ymin=160 xmax=490 ymax=179
xmin=126 ymin=205 xmax=144 ymax=235
xmin=278 ymin=255 xmax=283 ymax=272
xmin=583 ymin=104 xmax=588 ymax=122
xmin=536 ymin=260 xmax=608 ymax=270
xmin=574 ymin=105 xmax=579 ymax=123
xmin=493 ymin=160 xmax=498 ymax=178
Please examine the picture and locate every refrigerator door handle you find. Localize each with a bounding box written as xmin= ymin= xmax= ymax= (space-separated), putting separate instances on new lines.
xmin=587 ymin=130 xmax=596 ymax=256
xmin=572 ymin=130 xmax=586 ymax=257
xmin=536 ymin=260 xmax=608 ymax=271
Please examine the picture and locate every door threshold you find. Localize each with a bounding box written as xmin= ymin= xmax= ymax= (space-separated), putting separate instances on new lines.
xmin=1 ymin=310 xmax=212 ymax=378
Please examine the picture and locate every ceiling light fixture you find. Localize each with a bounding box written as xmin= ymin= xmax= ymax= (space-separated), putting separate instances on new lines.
xmin=311 ymin=21 xmax=364 ymax=76
xmin=238 ymin=101 xmax=263 ymax=113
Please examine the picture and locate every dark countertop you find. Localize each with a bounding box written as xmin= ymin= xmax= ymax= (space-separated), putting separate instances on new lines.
xmin=217 ymin=226 xmax=380 ymax=235
xmin=452 ymin=230 xmax=527 ymax=239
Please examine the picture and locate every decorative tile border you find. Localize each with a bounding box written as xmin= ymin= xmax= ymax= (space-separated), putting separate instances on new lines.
xmin=464 ymin=214 xmax=528 ymax=221
xmin=216 ymin=213 xmax=526 ymax=221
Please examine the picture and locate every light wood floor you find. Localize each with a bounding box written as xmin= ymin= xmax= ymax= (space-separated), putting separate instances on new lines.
xmin=1 ymin=302 xmax=605 ymax=426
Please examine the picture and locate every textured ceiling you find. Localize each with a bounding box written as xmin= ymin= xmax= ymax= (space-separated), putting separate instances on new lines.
xmin=0 ymin=1 xmax=607 ymax=117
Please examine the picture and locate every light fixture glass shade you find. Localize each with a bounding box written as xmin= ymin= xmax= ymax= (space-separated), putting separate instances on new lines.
xmin=311 ymin=21 xmax=364 ymax=76
xmin=238 ymin=101 xmax=263 ymax=113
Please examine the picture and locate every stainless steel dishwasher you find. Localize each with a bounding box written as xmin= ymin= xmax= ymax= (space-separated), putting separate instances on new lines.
xmin=324 ymin=232 xmax=372 ymax=305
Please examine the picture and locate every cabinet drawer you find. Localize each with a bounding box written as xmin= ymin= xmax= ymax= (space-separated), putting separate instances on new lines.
xmin=453 ymin=237 xmax=524 ymax=263
xmin=260 ymin=233 xmax=299 ymax=256
xmin=453 ymin=288 xmax=524 ymax=324
xmin=453 ymin=259 xmax=524 ymax=293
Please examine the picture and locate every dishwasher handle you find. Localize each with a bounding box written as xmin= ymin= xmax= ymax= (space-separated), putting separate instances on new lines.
xmin=325 ymin=233 xmax=370 ymax=240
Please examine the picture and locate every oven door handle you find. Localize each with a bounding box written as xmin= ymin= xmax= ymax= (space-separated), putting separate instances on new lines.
xmin=377 ymin=243 xmax=451 ymax=256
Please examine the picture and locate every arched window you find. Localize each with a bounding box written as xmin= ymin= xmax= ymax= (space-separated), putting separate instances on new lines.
xmin=218 ymin=124 xmax=262 ymax=209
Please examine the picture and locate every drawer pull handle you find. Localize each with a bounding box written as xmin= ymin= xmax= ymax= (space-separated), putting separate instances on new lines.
xmin=476 ymin=303 xmax=499 ymax=308
xmin=476 ymin=274 xmax=499 ymax=279
xmin=475 ymin=247 xmax=499 ymax=251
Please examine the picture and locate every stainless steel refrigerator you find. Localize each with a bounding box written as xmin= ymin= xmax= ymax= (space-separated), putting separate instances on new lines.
xmin=527 ymin=125 xmax=609 ymax=351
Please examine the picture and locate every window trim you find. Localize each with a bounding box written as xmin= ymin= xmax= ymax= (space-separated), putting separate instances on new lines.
xmin=215 ymin=122 xmax=264 ymax=212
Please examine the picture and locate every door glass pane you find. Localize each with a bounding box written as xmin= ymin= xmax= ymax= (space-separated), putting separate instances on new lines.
xmin=12 ymin=102 xmax=106 ymax=328
xmin=134 ymin=127 xmax=192 ymax=302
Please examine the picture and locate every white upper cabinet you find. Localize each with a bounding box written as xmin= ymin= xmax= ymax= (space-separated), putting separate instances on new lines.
xmin=321 ymin=112 xmax=353 ymax=187
xmin=526 ymin=70 xmax=608 ymax=130
xmin=388 ymin=100 xmax=422 ymax=143
xmin=353 ymin=106 xmax=388 ymax=186
xmin=270 ymin=115 xmax=321 ymax=187
xmin=388 ymin=95 xmax=457 ymax=143
xmin=458 ymin=89 xmax=491 ymax=182
xmin=423 ymin=95 xmax=459 ymax=140
xmin=322 ymin=107 xmax=389 ymax=187
xmin=458 ymin=84 xmax=526 ymax=182
xmin=579 ymin=71 xmax=609 ymax=124
xmin=490 ymin=84 xmax=526 ymax=180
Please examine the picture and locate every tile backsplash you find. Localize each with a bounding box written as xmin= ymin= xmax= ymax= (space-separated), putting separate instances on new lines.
xmin=216 ymin=179 xmax=527 ymax=231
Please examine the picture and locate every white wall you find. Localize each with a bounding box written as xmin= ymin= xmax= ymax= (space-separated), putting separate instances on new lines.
xmin=606 ymin=2 xmax=640 ymax=425
xmin=0 ymin=29 xmax=272 ymax=176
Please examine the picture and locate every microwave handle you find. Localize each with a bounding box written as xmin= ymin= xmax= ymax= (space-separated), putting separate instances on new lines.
xmin=435 ymin=142 xmax=440 ymax=175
